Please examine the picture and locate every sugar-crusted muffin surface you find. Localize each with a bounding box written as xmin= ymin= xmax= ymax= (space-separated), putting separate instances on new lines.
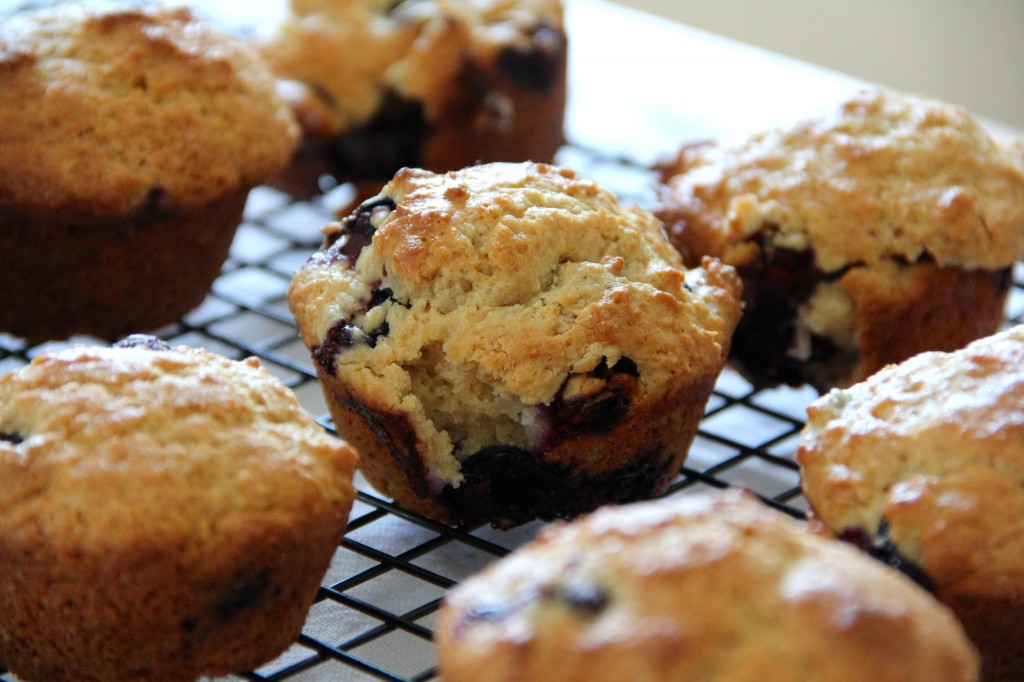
xmin=0 ymin=341 xmax=354 ymax=542
xmin=436 ymin=490 xmax=979 ymax=682
xmin=798 ymin=325 xmax=1024 ymax=679
xmin=658 ymin=88 xmax=1024 ymax=272
xmin=798 ymin=325 xmax=1024 ymax=594
xmin=289 ymin=162 xmax=741 ymax=525
xmin=656 ymin=89 xmax=1024 ymax=391
xmin=0 ymin=338 xmax=358 ymax=681
xmin=0 ymin=3 xmax=299 ymax=215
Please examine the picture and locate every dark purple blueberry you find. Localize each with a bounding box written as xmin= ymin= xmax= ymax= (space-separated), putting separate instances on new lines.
xmin=454 ymin=581 xmax=608 ymax=640
xmin=729 ymin=235 xmax=842 ymax=389
xmin=115 ymin=334 xmax=171 ymax=351
xmin=133 ymin=185 xmax=178 ymax=222
xmin=545 ymin=387 xmax=628 ymax=437
xmin=309 ymin=288 xmax=400 ymax=372
xmin=538 ymin=357 xmax=638 ymax=451
xmin=327 ymin=91 xmax=426 ymax=181
xmin=995 ymin=266 xmax=1013 ymax=294
xmin=440 ymin=444 xmax=669 ymax=529
xmin=541 ymin=581 xmax=610 ymax=619
xmin=462 ymin=604 xmax=515 ymax=627
xmin=1 ymin=431 xmax=23 ymax=445
xmin=312 ymin=321 xmax=356 ymax=375
xmin=368 ymin=286 xmax=394 ymax=309
xmin=365 ymin=322 xmax=389 ymax=348
xmin=325 ymin=196 xmax=397 ymax=264
xmin=340 ymin=389 xmax=431 ymax=499
xmin=496 ymin=24 xmax=565 ymax=91
xmin=838 ymin=520 xmax=935 ymax=593
xmin=214 ymin=568 xmax=279 ymax=619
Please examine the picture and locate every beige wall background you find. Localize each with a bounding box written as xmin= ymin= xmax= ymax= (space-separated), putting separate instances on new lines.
xmin=609 ymin=0 xmax=1024 ymax=130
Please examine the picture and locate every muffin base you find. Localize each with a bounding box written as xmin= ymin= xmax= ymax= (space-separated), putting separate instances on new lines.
xmin=0 ymin=189 xmax=248 ymax=342
xmin=321 ymin=367 xmax=717 ymax=528
xmin=0 ymin=509 xmax=343 ymax=682
xmin=940 ymin=590 xmax=1024 ymax=682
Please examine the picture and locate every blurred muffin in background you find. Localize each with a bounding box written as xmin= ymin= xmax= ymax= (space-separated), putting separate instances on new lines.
xmin=657 ymin=88 xmax=1024 ymax=392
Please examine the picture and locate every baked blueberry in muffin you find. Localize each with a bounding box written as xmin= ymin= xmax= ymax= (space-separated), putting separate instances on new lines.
xmin=289 ymin=161 xmax=742 ymax=527
xmin=656 ymin=88 xmax=1024 ymax=392
xmin=798 ymin=325 xmax=1024 ymax=680
xmin=436 ymin=490 xmax=980 ymax=681
xmin=256 ymin=0 xmax=566 ymax=195
xmin=0 ymin=337 xmax=358 ymax=681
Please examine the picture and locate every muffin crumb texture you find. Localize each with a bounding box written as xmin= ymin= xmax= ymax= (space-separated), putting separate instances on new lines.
xmin=289 ymin=162 xmax=741 ymax=526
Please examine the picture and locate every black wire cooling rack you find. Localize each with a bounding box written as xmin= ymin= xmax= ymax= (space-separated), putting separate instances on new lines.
xmin=3 ymin=137 xmax=1024 ymax=682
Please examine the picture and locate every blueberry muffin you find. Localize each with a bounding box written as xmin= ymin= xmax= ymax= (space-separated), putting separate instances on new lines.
xmin=656 ymin=88 xmax=1024 ymax=392
xmin=256 ymin=0 xmax=566 ymax=195
xmin=0 ymin=3 xmax=299 ymax=341
xmin=288 ymin=162 xmax=741 ymax=527
xmin=798 ymin=325 xmax=1024 ymax=680
xmin=436 ymin=490 xmax=979 ymax=682
xmin=0 ymin=336 xmax=358 ymax=682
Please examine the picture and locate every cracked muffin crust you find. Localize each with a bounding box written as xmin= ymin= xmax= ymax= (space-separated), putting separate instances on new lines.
xmin=256 ymin=0 xmax=566 ymax=194
xmin=436 ymin=490 xmax=979 ymax=682
xmin=656 ymin=88 xmax=1024 ymax=392
xmin=798 ymin=325 xmax=1024 ymax=680
xmin=0 ymin=3 xmax=299 ymax=340
xmin=0 ymin=337 xmax=358 ymax=682
xmin=288 ymin=161 xmax=741 ymax=527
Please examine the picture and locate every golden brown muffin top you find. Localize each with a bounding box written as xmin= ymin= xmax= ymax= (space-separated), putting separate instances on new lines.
xmin=257 ymin=0 xmax=564 ymax=135
xmin=437 ymin=490 xmax=979 ymax=682
xmin=798 ymin=325 xmax=1024 ymax=597
xmin=658 ymin=89 xmax=1024 ymax=272
xmin=0 ymin=339 xmax=357 ymax=558
xmin=289 ymin=162 xmax=741 ymax=485
xmin=0 ymin=3 xmax=299 ymax=215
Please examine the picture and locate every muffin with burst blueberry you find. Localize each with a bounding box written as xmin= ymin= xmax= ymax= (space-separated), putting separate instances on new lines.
xmin=288 ymin=161 xmax=741 ymax=527
xmin=798 ymin=325 xmax=1024 ymax=681
xmin=436 ymin=490 xmax=979 ymax=682
xmin=256 ymin=0 xmax=566 ymax=195
xmin=656 ymin=88 xmax=1024 ymax=392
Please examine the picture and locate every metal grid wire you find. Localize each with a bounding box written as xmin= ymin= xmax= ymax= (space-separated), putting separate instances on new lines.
xmin=3 ymin=139 xmax=1024 ymax=682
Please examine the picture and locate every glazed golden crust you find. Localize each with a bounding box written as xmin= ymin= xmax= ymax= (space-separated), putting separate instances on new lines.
xmin=0 ymin=3 xmax=299 ymax=215
xmin=436 ymin=490 xmax=979 ymax=682
xmin=658 ymin=89 xmax=1024 ymax=272
xmin=0 ymin=342 xmax=358 ymax=681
